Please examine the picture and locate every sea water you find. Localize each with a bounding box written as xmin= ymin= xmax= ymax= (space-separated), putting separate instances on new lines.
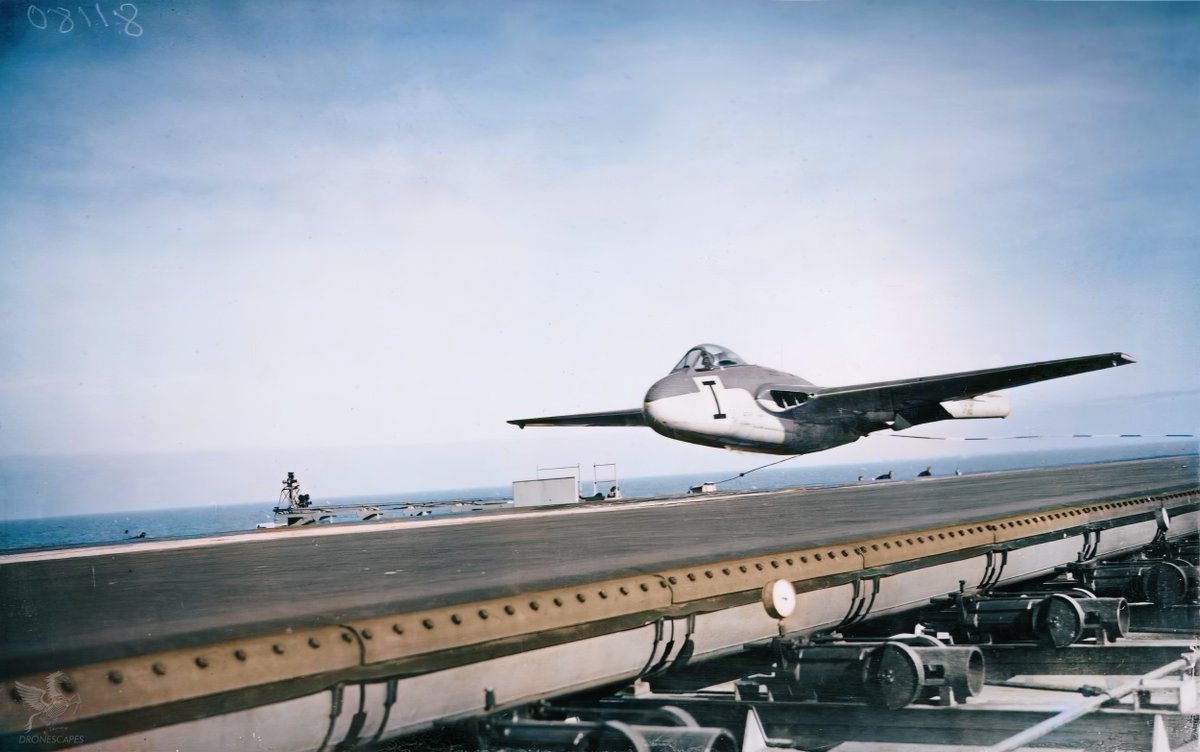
xmin=1 ymin=443 xmax=1192 ymax=553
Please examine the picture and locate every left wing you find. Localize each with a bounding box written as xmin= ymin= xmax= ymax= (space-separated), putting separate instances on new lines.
xmin=762 ymin=352 xmax=1134 ymax=417
xmin=508 ymin=409 xmax=647 ymax=429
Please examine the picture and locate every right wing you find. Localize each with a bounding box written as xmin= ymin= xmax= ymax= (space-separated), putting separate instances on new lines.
xmin=761 ymin=352 xmax=1134 ymax=416
xmin=508 ymin=409 xmax=647 ymax=429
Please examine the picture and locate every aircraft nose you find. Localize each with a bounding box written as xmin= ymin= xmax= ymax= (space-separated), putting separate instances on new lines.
xmin=643 ymin=395 xmax=676 ymax=432
xmin=644 ymin=387 xmax=697 ymax=434
xmin=643 ymin=374 xmax=691 ymax=404
xmin=643 ymin=374 xmax=701 ymax=434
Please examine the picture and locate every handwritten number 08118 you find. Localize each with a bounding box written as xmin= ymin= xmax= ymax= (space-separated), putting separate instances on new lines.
xmin=27 ymin=4 xmax=142 ymax=36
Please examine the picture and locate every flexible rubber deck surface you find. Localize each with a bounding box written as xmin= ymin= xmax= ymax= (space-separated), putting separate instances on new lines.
xmin=2 ymin=455 xmax=1195 ymax=677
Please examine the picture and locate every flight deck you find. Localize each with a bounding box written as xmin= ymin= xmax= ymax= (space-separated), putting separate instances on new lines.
xmin=2 ymin=455 xmax=1197 ymax=751
xmin=4 ymin=456 xmax=1194 ymax=677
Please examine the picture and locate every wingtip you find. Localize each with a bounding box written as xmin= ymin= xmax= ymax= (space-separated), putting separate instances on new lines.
xmin=507 ymin=419 xmax=526 ymax=429
xmin=1116 ymin=352 xmax=1136 ymax=365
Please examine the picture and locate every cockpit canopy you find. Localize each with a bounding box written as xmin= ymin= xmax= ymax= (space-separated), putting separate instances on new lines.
xmin=671 ymin=344 xmax=747 ymax=372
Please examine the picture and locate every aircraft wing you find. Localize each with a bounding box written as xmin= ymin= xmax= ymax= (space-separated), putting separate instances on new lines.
xmin=508 ymin=408 xmax=647 ymax=429
xmin=764 ymin=352 xmax=1135 ymax=414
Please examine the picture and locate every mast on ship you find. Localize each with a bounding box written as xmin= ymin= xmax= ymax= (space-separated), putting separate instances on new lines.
xmin=279 ymin=471 xmax=311 ymax=509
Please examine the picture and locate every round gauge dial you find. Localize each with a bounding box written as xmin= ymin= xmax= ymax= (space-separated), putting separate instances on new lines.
xmin=761 ymin=578 xmax=797 ymax=620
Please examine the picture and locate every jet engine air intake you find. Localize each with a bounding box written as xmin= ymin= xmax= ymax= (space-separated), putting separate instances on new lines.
xmin=770 ymin=390 xmax=810 ymax=409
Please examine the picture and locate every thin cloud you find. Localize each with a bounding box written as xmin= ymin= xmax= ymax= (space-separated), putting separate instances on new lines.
xmin=0 ymin=4 xmax=1195 ymax=511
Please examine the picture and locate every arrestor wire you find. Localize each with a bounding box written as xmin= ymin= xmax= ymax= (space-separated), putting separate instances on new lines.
xmin=712 ymin=454 xmax=802 ymax=486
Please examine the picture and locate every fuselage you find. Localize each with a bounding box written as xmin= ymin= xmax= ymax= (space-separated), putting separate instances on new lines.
xmin=641 ymin=345 xmax=866 ymax=455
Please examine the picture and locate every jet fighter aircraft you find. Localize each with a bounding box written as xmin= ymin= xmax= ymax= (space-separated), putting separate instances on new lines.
xmin=508 ymin=344 xmax=1134 ymax=455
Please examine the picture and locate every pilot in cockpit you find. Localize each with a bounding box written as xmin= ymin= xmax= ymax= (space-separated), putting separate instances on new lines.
xmin=672 ymin=344 xmax=745 ymax=373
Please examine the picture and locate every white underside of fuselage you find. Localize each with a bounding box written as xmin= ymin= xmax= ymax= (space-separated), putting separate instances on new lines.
xmin=644 ymin=376 xmax=790 ymax=452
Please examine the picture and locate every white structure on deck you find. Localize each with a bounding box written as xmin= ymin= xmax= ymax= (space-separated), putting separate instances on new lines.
xmin=512 ymin=475 xmax=579 ymax=507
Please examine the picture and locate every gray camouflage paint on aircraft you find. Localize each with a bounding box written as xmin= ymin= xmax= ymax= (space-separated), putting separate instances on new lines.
xmin=509 ymin=344 xmax=1135 ymax=456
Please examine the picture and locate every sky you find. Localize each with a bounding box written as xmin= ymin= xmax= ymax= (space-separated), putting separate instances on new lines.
xmin=1 ymin=2 xmax=1197 ymax=517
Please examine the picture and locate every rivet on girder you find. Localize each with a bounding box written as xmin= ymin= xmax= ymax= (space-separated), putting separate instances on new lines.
xmin=478 ymin=609 xmax=489 ymax=620
xmin=576 ymin=593 xmax=587 ymax=603
xmin=639 ymin=584 xmax=649 ymax=592
xmin=529 ymin=601 xmax=540 ymax=611
xmin=619 ymin=586 xmax=629 ymax=595
xmin=341 ymin=632 xmax=354 ymax=642
xmin=309 ymin=637 xmax=321 ymax=648
xmin=553 ymin=597 xmax=564 ymax=606
xmin=195 ymin=656 xmax=209 ymax=669
xmin=504 ymin=605 xmax=516 ymax=615
xmin=10 ymin=687 xmax=22 ymax=703
xmin=599 ymin=590 xmax=608 ymax=599
xmin=362 ymin=628 xmax=374 ymax=639
xmin=152 ymin=662 xmax=167 ymax=676
xmin=59 ymin=678 xmax=75 ymax=693
xmin=451 ymin=614 xmax=463 ymax=625
xmin=273 ymin=643 xmax=286 ymax=654
xmin=107 ymin=670 xmax=123 ymax=685
xmin=392 ymin=624 xmax=404 ymax=636
xmin=234 ymin=649 xmax=247 ymax=661
xmin=422 ymin=619 xmax=435 ymax=629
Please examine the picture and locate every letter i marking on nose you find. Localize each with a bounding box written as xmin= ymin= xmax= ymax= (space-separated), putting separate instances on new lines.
xmin=702 ymin=380 xmax=726 ymax=420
